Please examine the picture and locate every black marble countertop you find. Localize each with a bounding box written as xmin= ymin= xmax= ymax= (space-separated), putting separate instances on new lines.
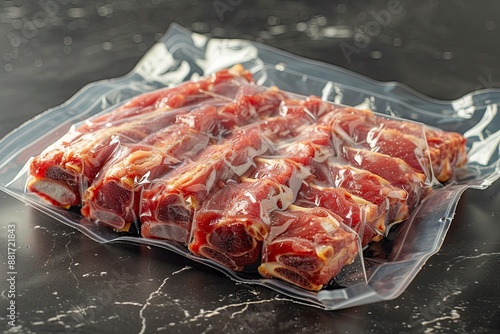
xmin=1 ymin=1 xmax=499 ymax=333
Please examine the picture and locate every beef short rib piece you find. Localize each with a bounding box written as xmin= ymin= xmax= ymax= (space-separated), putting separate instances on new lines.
xmin=259 ymin=206 xmax=359 ymax=291
xmin=318 ymin=163 xmax=409 ymax=223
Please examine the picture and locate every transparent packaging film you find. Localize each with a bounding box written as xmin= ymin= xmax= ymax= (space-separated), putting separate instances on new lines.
xmin=0 ymin=24 xmax=499 ymax=310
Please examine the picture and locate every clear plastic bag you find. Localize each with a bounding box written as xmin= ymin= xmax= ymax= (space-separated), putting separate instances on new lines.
xmin=0 ymin=23 xmax=498 ymax=310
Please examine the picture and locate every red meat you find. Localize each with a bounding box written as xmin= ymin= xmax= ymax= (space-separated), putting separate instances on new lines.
xmin=339 ymin=146 xmax=427 ymax=210
xmin=318 ymin=163 xmax=409 ymax=223
xmin=26 ymin=68 xmax=469 ymax=292
xmin=190 ymin=159 xmax=309 ymax=271
xmin=28 ymin=108 xmax=185 ymax=207
xmin=140 ymin=127 xmax=270 ymax=244
xmin=328 ymin=107 xmax=467 ymax=182
xmin=188 ymin=124 xmax=334 ymax=270
xmin=296 ymin=183 xmax=384 ymax=246
xmin=79 ymin=64 xmax=251 ymax=130
xmin=259 ymin=206 xmax=359 ymax=291
xmin=140 ymin=98 xmax=326 ymax=244
xmin=81 ymin=88 xmax=288 ymax=230
xmin=28 ymin=66 xmax=253 ymax=207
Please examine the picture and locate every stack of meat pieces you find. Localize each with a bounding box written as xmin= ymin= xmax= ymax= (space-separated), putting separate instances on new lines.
xmin=28 ymin=65 xmax=467 ymax=291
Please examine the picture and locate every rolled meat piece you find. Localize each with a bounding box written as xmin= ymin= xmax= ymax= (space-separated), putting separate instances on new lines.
xmin=423 ymin=128 xmax=468 ymax=182
xmin=259 ymin=205 xmax=360 ymax=291
xmin=296 ymin=183 xmax=384 ymax=246
xmin=339 ymin=146 xmax=427 ymax=210
xmin=318 ymin=163 xmax=409 ymax=223
xmin=190 ymin=178 xmax=294 ymax=271
xmin=110 ymin=64 xmax=253 ymax=114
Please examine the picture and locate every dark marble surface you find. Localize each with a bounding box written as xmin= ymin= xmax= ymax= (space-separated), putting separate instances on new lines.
xmin=1 ymin=1 xmax=499 ymax=333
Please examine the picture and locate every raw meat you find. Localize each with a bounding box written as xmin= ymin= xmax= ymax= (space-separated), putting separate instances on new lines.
xmin=317 ymin=163 xmax=409 ymax=223
xmin=296 ymin=183 xmax=384 ymax=246
xmin=189 ymin=159 xmax=309 ymax=271
xmin=325 ymin=107 xmax=433 ymax=181
xmin=141 ymin=97 xmax=332 ymax=244
xmin=26 ymin=67 xmax=468 ymax=291
xmin=81 ymin=87 xmax=288 ymax=231
xmin=186 ymin=99 xmax=340 ymax=268
xmin=67 ymin=65 xmax=252 ymax=136
xmin=259 ymin=206 xmax=359 ymax=291
xmin=338 ymin=146 xmax=427 ymax=210
xmin=326 ymin=107 xmax=467 ymax=182
xmin=140 ymin=126 xmax=269 ymax=244
xmin=28 ymin=66 xmax=253 ymax=207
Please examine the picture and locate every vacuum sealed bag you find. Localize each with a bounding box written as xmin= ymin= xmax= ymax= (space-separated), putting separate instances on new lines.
xmin=0 ymin=24 xmax=498 ymax=310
